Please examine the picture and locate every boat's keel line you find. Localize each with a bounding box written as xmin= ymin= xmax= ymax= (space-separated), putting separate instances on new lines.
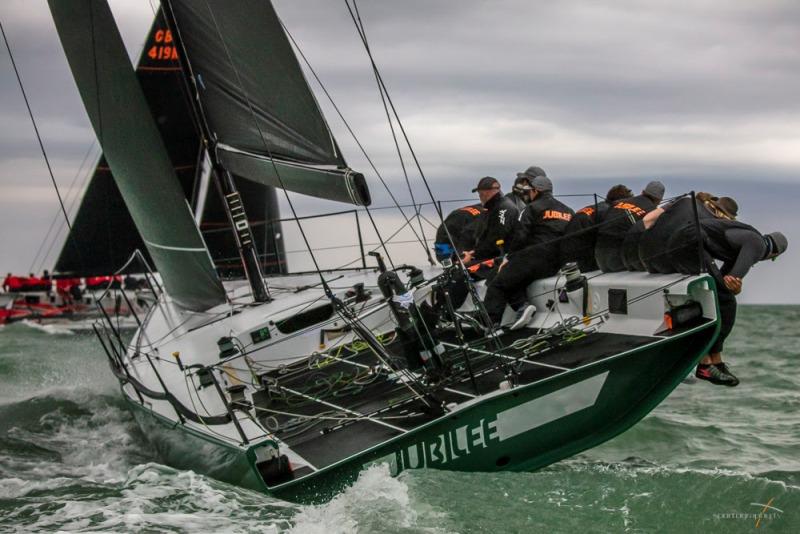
xmin=367 ymin=371 xmax=609 ymax=474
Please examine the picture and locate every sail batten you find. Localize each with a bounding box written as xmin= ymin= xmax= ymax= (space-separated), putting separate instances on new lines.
xmin=49 ymin=0 xmax=226 ymax=311
xmin=166 ymin=0 xmax=371 ymax=206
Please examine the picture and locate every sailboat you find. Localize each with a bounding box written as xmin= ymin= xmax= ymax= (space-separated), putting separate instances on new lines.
xmin=44 ymin=0 xmax=720 ymax=502
xmin=2 ymin=8 xmax=287 ymax=330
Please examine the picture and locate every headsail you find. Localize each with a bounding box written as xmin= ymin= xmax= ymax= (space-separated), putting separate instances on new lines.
xmin=165 ymin=0 xmax=371 ymax=206
xmin=53 ymin=10 xmax=287 ymax=280
xmin=49 ymin=0 xmax=225 ymax=311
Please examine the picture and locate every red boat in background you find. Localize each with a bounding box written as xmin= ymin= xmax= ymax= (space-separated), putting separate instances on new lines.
xmin=1 ymin=273 xmax=148 ymax=329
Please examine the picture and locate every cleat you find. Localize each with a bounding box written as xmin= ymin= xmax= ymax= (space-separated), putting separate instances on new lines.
xmin=509 ymin=304 xmax=536 ymax=331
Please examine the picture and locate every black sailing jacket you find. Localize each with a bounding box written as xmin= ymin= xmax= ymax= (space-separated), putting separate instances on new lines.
xmin=471 ymin=192 xmax=519 ymax=261
xmin=560 ymin=201 xmax=609 ymax=271
xmin=512 ymin=192 xmax=574 ymax=256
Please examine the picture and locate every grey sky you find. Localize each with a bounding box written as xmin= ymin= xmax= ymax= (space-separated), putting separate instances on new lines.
xmin=0 ymin=0 xmax=798 ymax=303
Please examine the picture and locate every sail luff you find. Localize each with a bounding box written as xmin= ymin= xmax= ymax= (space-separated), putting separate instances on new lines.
xmin=48 ymin=0 xmax=226 ymax=311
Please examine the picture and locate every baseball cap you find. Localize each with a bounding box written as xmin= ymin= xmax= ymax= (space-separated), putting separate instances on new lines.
xmin=766 ymin=232 xmax=788 ymax=258
xmin=516 ymin=165 xmax=547 ymax=180
xmin=643 ymin=180 xmax=665 ymax=201
xmin=530 ymin=175 xmax=553 ymax=192
xmin=471 ymin=176 xmax=500 ymax=193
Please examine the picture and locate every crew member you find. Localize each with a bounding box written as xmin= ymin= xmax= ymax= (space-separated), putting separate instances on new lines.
xmin=483 ymin=175 xmax=574 ymax=330
xmin=433 ymin=203 xmax=486 ymax=262
xmin=2 ymin=273 xmax=23 ymax=292
xmin=560 ymin=184 xmax=633 ymax=272
xmin=461 ymin=176 xmax=519 ymax=266
xmin=596 ymin=180 xmax=664 ymax=272
xmin=505 ymin=176 xmax=533 ymax=211
xmin=690 ymin=219 xmax=788 ymax=386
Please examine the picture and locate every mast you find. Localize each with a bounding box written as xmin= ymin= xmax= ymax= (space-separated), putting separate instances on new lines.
xmin=161 ymin=0 xmax=270 ymax=302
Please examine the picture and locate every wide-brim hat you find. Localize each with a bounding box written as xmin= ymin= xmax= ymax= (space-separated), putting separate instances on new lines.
xmin=716 ymin=197 xmax=738 ymax=219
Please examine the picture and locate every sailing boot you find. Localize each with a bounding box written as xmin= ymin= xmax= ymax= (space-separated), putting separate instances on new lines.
xmin=713 ymin=362 xmax=740 ymax=387
xmin=695 ymin=363 xmax=738 ymax=387
xmin=509 ymin=304 xmax=537 ymax=331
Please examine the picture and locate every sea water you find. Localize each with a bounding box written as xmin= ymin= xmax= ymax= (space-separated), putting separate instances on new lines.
xmin=0 ymin=306 xmax=798 ymax=533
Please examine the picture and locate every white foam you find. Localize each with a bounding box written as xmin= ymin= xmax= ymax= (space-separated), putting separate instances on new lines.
xmin=15 ymin=463 xmax=297 ymax=533
xmin=290 ymin=464 xmax=450 ymax=534
xmin=20 ymin=319 xmax=75 ymax=336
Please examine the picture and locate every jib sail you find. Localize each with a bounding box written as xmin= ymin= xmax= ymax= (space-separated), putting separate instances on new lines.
xmin=49 ymin=0 xmax=225 ymax=311
xmin=53 ymin=10 xmax=286 ymax=279
xmin=165 ymin=0 xmax=371 ymax=206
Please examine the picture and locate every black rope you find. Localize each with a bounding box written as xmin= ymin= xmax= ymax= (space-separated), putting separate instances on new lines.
xmin=1 ymin=18 xmax=75 ymax=258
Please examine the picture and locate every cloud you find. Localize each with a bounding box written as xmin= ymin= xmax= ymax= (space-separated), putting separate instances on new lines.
xmin=0 ymin=0 xmax=798 ymax=302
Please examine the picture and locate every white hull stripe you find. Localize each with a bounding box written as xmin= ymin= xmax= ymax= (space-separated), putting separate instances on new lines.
xmin=495 ymin=371 xmax=609 ymax=442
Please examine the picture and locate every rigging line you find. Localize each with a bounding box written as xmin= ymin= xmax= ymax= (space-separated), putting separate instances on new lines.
xmin=278 ymin=17 xmax=428 ymax=264
xmin=197 ymin=1 xmax=416 ymax=399
xmin=37 ymin=143 xmax=101 ymax=273
xmin=200 ymin=1 xmax=328 ymax=289
xmin=346 ymin=1 xmax=434 ymax=220
xmin=199 ymin=4 xmax=432 ymax=405
xmin=333 ymin=213 xmax=422 ymax=270
xmin=347 ymin=0 xmax=433 ymax=266
xmin=30 ymin=140 xmax=98 ymax=273
xmin=344 ymin=2 xmax=503 ymax=352
xmin=1 ymin=18 xmax=81 ymax=270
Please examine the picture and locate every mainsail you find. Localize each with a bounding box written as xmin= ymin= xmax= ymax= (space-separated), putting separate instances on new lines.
xmin=165 ymin=0 xmax=371 ymax=206
xmin=54 ymin=11 xmax=287 ymax=279
xmin=49 ymin=0 xmax=225 ymax=311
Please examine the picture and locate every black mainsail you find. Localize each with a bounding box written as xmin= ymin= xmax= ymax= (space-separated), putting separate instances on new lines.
xmin=53 ymin=12 xmax=287 ymax=279
xmin=49 ymin=0 xmax=225 ymax=311
xmin=165 ymin=0 xmax=371 ymax=206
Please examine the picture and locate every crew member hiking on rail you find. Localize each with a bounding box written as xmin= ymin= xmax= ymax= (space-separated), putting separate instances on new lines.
xmin=595 ymin=180 xmax=664 ymax=272
xmin=483 ymin=175 xmax=574 ymax=330
xmin=433 ymin=203 xmax=486 ymax=263
xmin=560 ymin=184 xmax=633 ymax=273
xmin=460 ymin=176 xmax=519 ymax=268
xmin=686 ymin=218 xmax=788 ymax=386
xmin=505 ymin=165 xmax=545 ymax=211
